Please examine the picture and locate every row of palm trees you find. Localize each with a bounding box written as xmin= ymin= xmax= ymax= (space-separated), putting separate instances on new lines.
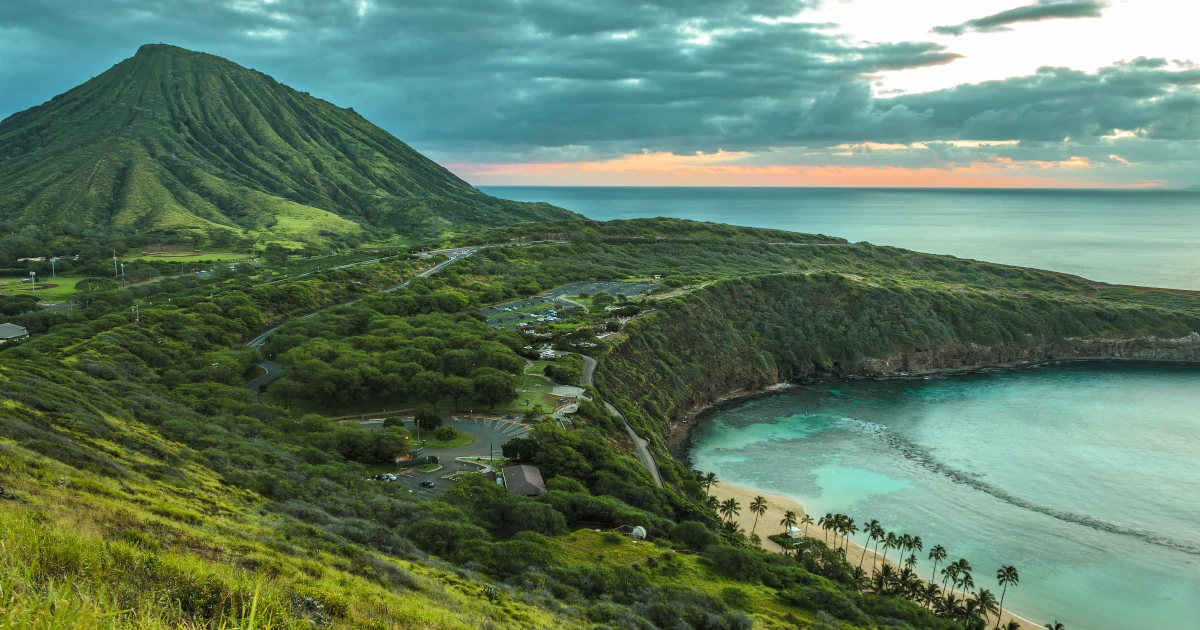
xmin=693 ymin=472 xmax=1062 ymax=629
xmin=789 ymin=512 xmax=1040 ymax=630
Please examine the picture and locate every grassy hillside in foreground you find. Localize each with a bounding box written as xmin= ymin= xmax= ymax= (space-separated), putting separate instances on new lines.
xmin=4 ymin=219 xmax=1199 ymax=629
xmin=0 ymin=44 xmax=577 ymax=247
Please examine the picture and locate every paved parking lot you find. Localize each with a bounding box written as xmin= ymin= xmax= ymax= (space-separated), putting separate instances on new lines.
xmin=365 ymin=416 xmax=531 ymax=497
xmin=545 ymin=281 xmax=657 ymax=298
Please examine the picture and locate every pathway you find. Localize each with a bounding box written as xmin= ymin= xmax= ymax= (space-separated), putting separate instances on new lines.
xmin=244 ymin=360 xmax=284 ymax=398
xmin=579 ymin=355 xmax=663 ymax=488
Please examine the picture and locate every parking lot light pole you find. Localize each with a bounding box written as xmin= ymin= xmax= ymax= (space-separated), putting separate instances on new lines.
xmin=30 ymin=271 xmax=36 ymax=293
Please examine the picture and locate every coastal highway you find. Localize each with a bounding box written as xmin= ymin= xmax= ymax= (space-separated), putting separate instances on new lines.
xmin=580 ymin=355 xmax=663 ymax=488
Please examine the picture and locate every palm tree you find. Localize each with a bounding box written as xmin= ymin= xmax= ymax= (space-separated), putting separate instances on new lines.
xmin=875 ymin=563 xmax=897 ymax=595
xmin=921 ymin=582 xmax=941 ymax=609
xmin=860 ymin=519 xmax=881 ymax=571
xmin=976 ymin=588 xmax=1000 ymax=627
xmin=904 ymin=553 xmax=918 ymax=571
xmin=881 ymin=531 xmax=898 ymax=568
xmin=842 ymin=517 xmax=858 ymax=553
xmin=900 ymin=533 xmax=913 ymax=559
xmin=910 ymin=535 xmax=923 ymax=557
xmin=703 ymin=472 xmax=719 ymax=495
xmin=956 ymin=571 xmax=975 ymax=604
xmin=962 ymin=598 xmax=983 ymax=624
xmin=869 ymin=522 xmax=886 ymax=574
xmin=780 ymin=510 xmax=798 ymax=537
xmin=1044 ymin=621 xmax=1065 ymax=630
xmin=704 ymin=495 xmax=719 ymax=511
xmin=800 ymin=514 xmax=814 ymax=536
xmin=928 ymin=544 xmax=947 ymax=585
xmin=995 ymin=565 xmax=1019 ymax=630
xmin=1004 ymin=622 xmax=1021 ymax=630
xmin=748 ymin=496 xmax=768 ymax=535
xmin=719 ymin=497 xmax=740 ymax=523
xmin=897 ymin=567 xmax=919 ymax=599
xmin=819 ymin=513 xmax=833 ymax=544
xmin=941 ymin=563 xmax=960 ymax=592
xmin=851 ymin=566 xmax=868 ymax=592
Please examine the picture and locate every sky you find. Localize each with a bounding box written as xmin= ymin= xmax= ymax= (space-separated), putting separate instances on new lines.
xmin=1 ymin=0 xmax=1198 ymax=188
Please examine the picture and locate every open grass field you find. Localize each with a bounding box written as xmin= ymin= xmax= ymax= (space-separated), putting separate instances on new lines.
xmin=525 ymin=360 xmax=555 ymax=375
xmin=0 ymin=275 xmax=85 ymax=300
xmin=123 ymin=250 xmax=252 ymax=262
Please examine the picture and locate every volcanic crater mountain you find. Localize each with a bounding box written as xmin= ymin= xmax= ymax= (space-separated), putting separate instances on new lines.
xmin=0 ymin=44 xmax=576 ymax=246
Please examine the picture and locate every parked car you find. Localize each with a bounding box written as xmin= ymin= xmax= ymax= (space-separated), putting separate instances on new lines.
xmin=419 ymin=480 xmax=435 ymax=488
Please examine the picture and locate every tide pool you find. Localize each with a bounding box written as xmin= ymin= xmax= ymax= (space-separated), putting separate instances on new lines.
xmin=689 ymin=363 xmax=1200 ymax=629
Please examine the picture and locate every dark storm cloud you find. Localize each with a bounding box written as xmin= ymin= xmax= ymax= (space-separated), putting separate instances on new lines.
xmin=0 ymin=0 xmax=1196 ymax=181
xmin=932 ymin=0 xmax=1109 ymax=37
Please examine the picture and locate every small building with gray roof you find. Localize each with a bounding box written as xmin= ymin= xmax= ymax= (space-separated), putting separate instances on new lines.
xmin=0 ymin=323 xmax=28 ymax=343
xmin=501 ymin=464 xmax=546 ymax=496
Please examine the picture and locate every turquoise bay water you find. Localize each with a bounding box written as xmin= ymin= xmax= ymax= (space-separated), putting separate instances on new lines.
xmin=481 ymin=187 xmax=1200 ymax=290
xmin=689 ymin=363 xmax=1200 ymax=630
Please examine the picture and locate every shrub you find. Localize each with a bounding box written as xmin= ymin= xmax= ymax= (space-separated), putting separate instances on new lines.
xmin=720 ymin=586 xmax=751 ymax=610
xmin=415 ymin=407 xmax=442 ymax=431
xmin=434 ymin=425 xmax=458 ymax=441
xmin=670 ymin=520 xmax=720 ymax=551
xmin=600 ymin=531 xmax=624 ymax=545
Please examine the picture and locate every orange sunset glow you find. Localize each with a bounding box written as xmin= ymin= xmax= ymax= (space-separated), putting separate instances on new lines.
xmin=450 ymin=151 xmax=1157 ymax=188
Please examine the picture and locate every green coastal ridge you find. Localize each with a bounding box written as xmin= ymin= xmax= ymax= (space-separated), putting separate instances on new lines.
xmin=3 ymin=45 xmax=1199 ymax=630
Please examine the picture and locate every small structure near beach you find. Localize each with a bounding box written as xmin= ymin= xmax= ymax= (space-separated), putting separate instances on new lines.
xmin=501 ymin=464 xmax=546 ymax=496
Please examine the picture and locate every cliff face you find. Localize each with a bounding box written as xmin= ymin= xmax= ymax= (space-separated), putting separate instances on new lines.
xmin=596 ymin=273 xmax=1200 ymax=458
xmin=858 ymin=333 xmax=1200 ymax=375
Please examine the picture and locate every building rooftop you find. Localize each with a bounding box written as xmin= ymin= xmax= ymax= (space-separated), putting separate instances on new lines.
xmin=0 ymin=323 xmax=28 ymax=340
xmin=501 ymin=464 xmax=547 ymax=496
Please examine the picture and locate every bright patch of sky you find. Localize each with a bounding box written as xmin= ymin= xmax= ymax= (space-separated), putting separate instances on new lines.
xmin=808 ymin=0 xmax=1198 ymax=95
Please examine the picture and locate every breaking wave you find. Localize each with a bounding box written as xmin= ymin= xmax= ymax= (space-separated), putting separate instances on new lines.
xmin=840 ymin=418 xmax=1200 ymax=556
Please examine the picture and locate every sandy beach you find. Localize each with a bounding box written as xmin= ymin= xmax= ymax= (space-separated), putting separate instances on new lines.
xmin=709 ymin=483 xmax=1040 ymax=630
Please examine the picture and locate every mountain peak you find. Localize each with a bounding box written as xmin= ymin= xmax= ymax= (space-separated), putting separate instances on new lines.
xmin=0 ymin=45 xmax=575 ymax=245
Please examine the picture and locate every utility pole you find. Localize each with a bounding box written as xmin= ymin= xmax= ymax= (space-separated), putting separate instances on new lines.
xmin=50 ymin=256 xmax=59 ymax=278
xmin=29 ymin=271 xmax=36 ymax=294
xmin=113 ymin=255 xmax=119 ymax=277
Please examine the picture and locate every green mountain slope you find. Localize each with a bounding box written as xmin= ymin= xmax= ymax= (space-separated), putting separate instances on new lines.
xmin=0 ymin=44 xmax=576 ymax=246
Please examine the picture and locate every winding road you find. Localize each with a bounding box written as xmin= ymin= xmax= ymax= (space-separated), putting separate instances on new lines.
xmin=240 ymin=240 xmax=664 ymax=491
xmin=580 ymin=355 xmax=663 ymax=488
xmin=242 ymin=248 xmax=479 ymax=391
xmin=241 ymin=241 xmax=565 ymax=391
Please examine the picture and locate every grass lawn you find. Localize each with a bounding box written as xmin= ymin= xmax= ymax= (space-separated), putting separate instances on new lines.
xmin=525 ymin=360 xmax=555 ymax=375
xmin=0 ymin=275 xmax=85 ymax=301
xmin=487 ymin=374 xmax=556 ymax=412
xmin=422 ymin=431 xmax=477 ymax=450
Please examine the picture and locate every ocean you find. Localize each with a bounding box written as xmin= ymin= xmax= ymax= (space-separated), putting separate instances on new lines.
xmin=689 ymin=363 xmax=1200 ymax=630
xmin=482 ymin=186 xmax=1200 ymax=628
xmin=481 ymin=187 xmax=1200 ymax=290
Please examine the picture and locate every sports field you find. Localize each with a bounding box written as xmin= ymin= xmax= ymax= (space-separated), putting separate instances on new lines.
xmin=122 ymin=251 xmax=251 ymax=262
xmin=0 ymin=276 xmax=85 ymax=300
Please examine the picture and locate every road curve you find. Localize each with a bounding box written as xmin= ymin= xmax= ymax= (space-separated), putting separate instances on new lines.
xmin=580 ymin=355 xmax=663 ymax=488
xmin=244 ymin=361 xmax=285 ymax=398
